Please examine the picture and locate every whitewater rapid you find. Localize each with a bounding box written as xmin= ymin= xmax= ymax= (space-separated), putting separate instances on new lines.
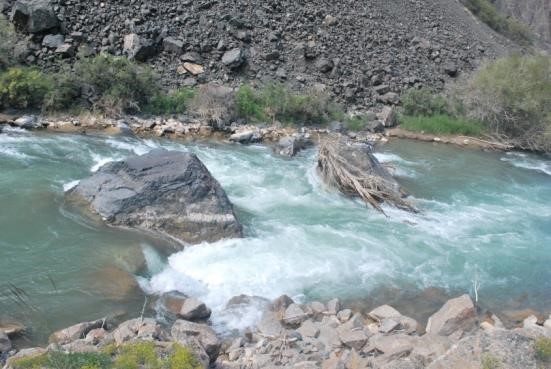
xmin=1 ymin=129 xmax=550 ymax=337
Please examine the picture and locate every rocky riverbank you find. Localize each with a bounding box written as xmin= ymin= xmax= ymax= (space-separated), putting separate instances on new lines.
xmin=0 ymin=112 xmax=512 ymax=152
xmin=2 ymin=294 xmax=550 ymax=369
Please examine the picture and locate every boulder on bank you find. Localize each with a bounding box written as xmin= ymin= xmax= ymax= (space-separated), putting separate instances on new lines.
xmin=426 ymin=294 xmax=476 ymax=336
xmin=66 ymin=149 xmax=242 ymax=245
xmin=317 ymin=135 xmax=416 ymax=214
xmin=275 ymin=134 xmax=313 ymax=157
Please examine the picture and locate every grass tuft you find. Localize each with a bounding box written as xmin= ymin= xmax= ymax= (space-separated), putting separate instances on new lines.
xmin=399 ymin=114 xmax=484 ymax=136
xmin=535 ymin=337 xmax=551 ymax=362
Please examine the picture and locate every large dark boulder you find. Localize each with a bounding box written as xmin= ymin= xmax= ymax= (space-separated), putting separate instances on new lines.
xmin=66 ymin=149 xmax=242 ymax=244
xmin=10 ymin=0 xmax=59 ymax=34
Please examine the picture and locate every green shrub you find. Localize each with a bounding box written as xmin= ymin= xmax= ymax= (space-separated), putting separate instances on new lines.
xmin=43 ymin=66 xmax=82 ymax=113
xmin=399 ymin=114 xmax=484 ymax=136
xmin=456 ymin=54 xmax=551 ymax=151
xmin=235 ymin=84 xmax=266 ymax=121
xmin=12 ymin=352 xmax=111 ymax=369
xmin=535 ymin=337 xmax=551 ymax=362
xmin=463 ymin=0 xmax=532 ymax=45
xmin=12 ymin=343 xmax=203 ymax=369
xmin=144 ymin=88 xmax=196 ymax=115
xmin=114 ymin=342 xmax=159 ymax=369
xmin=344 ymin=115 xmax=375 ymax=132
xmin=401 ymin=88 xmax=449 ymax=117
xmin=167 ymin=344 xmax=202 ymax=369
xmin=0 ymin=67 xmax=53 ymax=109
xmin=0 ymin=15 xmax=17 ymax=70
xmin=481 ymin=353 xmax=502 ymax=369
xmin=234 ymin=83 xmax=340 ymax=125
xmin=74 ymin=54 xmax=158 ymax=114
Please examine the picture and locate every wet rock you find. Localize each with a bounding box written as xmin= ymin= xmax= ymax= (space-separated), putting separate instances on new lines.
xmin=222 ymin=48 xmax=244 ymax=69
xmin=180 ymin=298 xmax=212 ymax=321
xmin=123 ymin=33 xmax=157 ymax=61
xmin=0 ymin=321 xmax=25 ymax=336
xmin=276 ymin=134 xmax=313 ymax=157
xmin=0 ymin=330 xmax=11 ymax=353
xmin=49 ymin=318 xmax=106 ymax=344
xmin=171 ymin=320 xmax=220 ymax=362
xmin=13 ymin=115 xmax=41 ymax=129
xmin=10 ymin=0 xmax=59 ymax=33
xmin=229 ymin=129 xmax=262 ymax=144
xmin=66 ymin=149 xmax=242 ymax=244
xmin=426 ymin=294 xmax=476 ymax=336
xmin=369 ymin=305 xmax=402 ymax=321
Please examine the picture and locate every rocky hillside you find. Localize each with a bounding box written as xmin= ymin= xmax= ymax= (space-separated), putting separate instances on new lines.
xmin=1 ymin=0 xmax=515 ymax=108
xmin=494 ymin=0 xmax=551 ymax=47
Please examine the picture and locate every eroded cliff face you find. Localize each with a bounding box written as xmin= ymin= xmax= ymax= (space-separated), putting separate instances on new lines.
xmin=494 ymin=0 xmax=551 ymax=47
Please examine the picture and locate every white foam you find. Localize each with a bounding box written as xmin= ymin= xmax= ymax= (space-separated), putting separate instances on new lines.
xmin=501 ymin=152 xmax=551 ymax=176
xmin=63 ymin=180 xmax=80 ymax=192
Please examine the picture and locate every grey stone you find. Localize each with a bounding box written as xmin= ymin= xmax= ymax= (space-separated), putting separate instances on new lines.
xmin=257 ymin=311 xmax=284 ymax=337
xmin=179 ymin=298 xmax=212 ymax=321
xmin=426 ymin=294 xmax=476 ymax=336
xmin=171 ymin=319 xmax=220 ymax=362
xmin=222 ymin=48 xmax=244 ymax=68
xmin=377 ymin=106 xmax=397 ymax=127
xmin=49 ymin=318 xmax=105 ymax=344
xmin=339 ymin=328 xmax=368 ymax=351
xmin=66 ymin=149 xmax=242 ymax=245
xmin=55 ymin=43 xmax=76 ymax=57
xmin=123 ymin=33 xmax=157 ymax=61
xmin=10 ymin=0 xmax=59 ymax=33
xmin=326 ymin=298 xmax=341 ymax=315
xmin=369 ymin=304 xmax=402 ymax=320
xmin=13 ymin=115 xmax=41 ymax=129
xmin=276 ymin=134 xmax=313 ymax=157
xmin=297 ymin=319 xmax=319 ymax=338
xmin=163 ymin=37 xmax=183 ymax=53
xmin=229 ymin=130 xmax=261 ymax=143
xmin=337 ymin=309 xmax=352 ymax=323
xmin=365 ymin=120 xmax=385 ymax=133
xmin=42 ymin=34 xmax=64 ymax=48
xmin=112 ymin=318 xmax=160 ymax=344
xmin=379 ymin=318 xmax=400 ymax=333
xmin=284 ymin=304 xmax=307 ymax=326
xmin=316 ymin=58 xmax=334 ymax=73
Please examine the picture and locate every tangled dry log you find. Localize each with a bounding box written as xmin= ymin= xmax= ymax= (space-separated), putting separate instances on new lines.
xmin=318 ymin=136 xmax=417 ymax=215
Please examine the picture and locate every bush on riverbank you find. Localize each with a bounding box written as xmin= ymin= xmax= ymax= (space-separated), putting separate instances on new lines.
xmin=456 ymin=54 xmax=551 ymax=151
xmin=400 ymin=114 xmax=484 ymax=136
xmin=11 ymin=342 xmax=202 ymax=369
xmin=144 ymin=88 xmax=196 ymax=115
xmin=235 ymin=83 xmax=341 ymax=125
xmin=462 ymin=0 xmax=532 ymax=45
xmin=0 ymin=67 xmax=53 ymax=110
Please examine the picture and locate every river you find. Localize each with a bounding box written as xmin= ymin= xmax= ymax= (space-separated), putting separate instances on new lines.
xmin=1 ymin=127 xmax=550 ymax=344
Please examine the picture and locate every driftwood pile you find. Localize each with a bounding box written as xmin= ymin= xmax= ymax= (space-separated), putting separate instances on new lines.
xmin=318 ymin=135 xmax=417 ymax=215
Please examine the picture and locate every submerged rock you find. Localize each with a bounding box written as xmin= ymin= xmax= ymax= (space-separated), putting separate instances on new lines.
xmin=0 ymin=330 xmax=11 ymax=353
xmin=66 ymin=149 xmax=242 ymax=245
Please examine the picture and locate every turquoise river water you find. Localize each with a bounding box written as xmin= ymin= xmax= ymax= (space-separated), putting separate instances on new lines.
xmin=1 ymin=127 xmax=550 ymax=344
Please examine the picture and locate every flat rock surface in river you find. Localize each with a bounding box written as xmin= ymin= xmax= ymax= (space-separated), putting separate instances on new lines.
xmin=66 ymin=149 xmax=242 ymax=244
